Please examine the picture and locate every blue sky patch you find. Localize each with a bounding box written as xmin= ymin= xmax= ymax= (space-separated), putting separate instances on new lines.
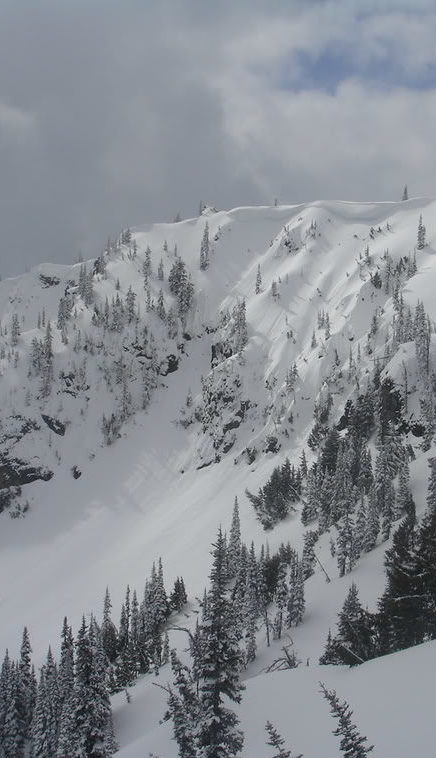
xmin=281 ymin=47 xmax=436 ymax=93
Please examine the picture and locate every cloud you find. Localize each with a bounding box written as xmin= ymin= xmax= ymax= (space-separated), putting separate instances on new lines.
xmin=0 ymin=102 xmax=35 ymax=142
xmin=0 ymin=1 xmax=434 ymax=276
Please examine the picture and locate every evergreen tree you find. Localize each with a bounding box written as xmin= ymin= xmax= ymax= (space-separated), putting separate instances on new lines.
xmin=255 ymin=264 xmax=262 ymax=294
xmin=301 ymin=531 xmax=318 ymax=580
xmin=157 ymin=258 xmax=164 ymax=281
xmin=170 ymin=577 xmax=188 ymax=613
xmin=18 ymin=626 xmax=34 ymax=737
xmin=330 ymin=584 xmax=376 ymax=666
xmin=165 ymin=651 xmax=200 ymax=758
xmin=125 ymin=286 xmax=136 ymax=324
xmin=3 ymin=662 xmax=24 ymax=758
xmin=232 ymin=300 xmax=248 ymax=352
xmin=156 ymin=289 xmax=166 ymax=321
xmin=58 ymin=618 xmax=75 ymax=720
xmin=40 ymin=322 xmax=54 ymax=398
xmin=402 ymin=184 xmax=408 ymax=201
xmin=227 ymin=497 xmax=242 ymax=579
xmin=11 ymin=314 xmax=20 ymax=346
xmin=265 ymin=720 xmax=301 ymax=758
xmin=200 ymin=222 xmax=210 ymax=270
xmin=196 ymin=527 xmax=244 ymax=758
xmin=337 ymin=510 xmax=354 ymax=577
xmin=320 ymin=684 xmax=374 ymax=758
xmin=417 ymin=214 xmax=426 ymax=249
xmin=378 ymin=516 xmax=420 ymax=653
xmin=363 ymin=487 xmax=379 ymax=553
xmin=101 ymin=591 xmax=118 ymax=664
xmin=273 ymin=561 xmax=288 ymax=640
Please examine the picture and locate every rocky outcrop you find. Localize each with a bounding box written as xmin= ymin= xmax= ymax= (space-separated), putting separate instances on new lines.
xmin=0 ymin=457 xmax=53 ymax=489
xmin=41 ymin=414 xmax=66 ymax=436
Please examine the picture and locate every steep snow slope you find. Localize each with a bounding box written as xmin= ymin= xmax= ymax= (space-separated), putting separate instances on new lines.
xmin=0 ymin=198 xmax=435 ymax=754
xmin=113 ymin=638 xmax=436 ymax=758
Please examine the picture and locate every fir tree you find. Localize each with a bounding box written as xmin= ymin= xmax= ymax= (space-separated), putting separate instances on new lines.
xmin=196 ymin=527 xmax=245 ymax=758
xmin=40 ymin=322 xmax=54 ymax=398
xmin=227 ymin=497 xmax=242 ymax=579
xmin=165 ymin=651 xmax=200 ymax=758
xmin=255 ymin=264 xmax=262 ymax=294
xmin=157 ymin=257 xmax=164 ymax=281
xmin=265 ymin=720 xmax=301 ymax=758
xmin=320 ymin=684 xmax=374 ymax=758
xmin=378 ymin=516 xmax=420 ymax=653
xmin=10 ymin=314 xmax=20 ymax=346
xmin=200 ymin=222 xmax=210 ymax=270
xmin=101 ymin=591 xmax=118 ymax=664
xmin=417 ymin=214 xmax=426 ymax=250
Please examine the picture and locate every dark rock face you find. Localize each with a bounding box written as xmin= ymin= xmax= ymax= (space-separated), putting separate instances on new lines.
xmin=0 ymin=458 xmax=53 ymax=489
xmin=71 ymin=465 xmax=81 ymax=479
xmin=39 ymin=274 xmax=60 ymax=288
xmin=41 ymin=414 xmax=66 ymax=436
xmin=211 ymin=341 xmax=233 ymax=368
xmin=160 ymin=354 xmax=179 ymax=376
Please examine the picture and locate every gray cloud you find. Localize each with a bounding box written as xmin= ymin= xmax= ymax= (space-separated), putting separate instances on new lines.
xmin=0 ymin=1 xmax=435 ymax=276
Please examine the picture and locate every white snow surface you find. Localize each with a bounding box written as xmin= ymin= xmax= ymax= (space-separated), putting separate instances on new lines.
xmin=0 ymin=197 xmax=435 ymax=755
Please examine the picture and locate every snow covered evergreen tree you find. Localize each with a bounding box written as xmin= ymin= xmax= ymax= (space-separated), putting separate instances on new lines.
xmin=196 ymin=527 xmax=244 ymax=758
xmin=320 ymin=684 xmax=374 ymax=758
xmin=200 ymin=222 xmax=210 ymax=270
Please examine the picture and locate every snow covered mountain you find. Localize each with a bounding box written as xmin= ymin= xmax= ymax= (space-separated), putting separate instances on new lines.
xmin=1 ymin=197 xmax=435 ymax=757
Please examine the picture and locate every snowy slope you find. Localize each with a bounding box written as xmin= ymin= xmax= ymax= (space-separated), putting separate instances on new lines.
xmin=0 ymin=197 xmax=435 ymax=755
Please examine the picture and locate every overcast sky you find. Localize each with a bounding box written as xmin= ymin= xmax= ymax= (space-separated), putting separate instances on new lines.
xmin=1 ymin=0 xmax=436 ymax=276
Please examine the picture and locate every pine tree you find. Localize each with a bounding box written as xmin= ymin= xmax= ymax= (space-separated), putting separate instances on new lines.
xmin=255 ymin=264 xmax=262 ymax=294
xmin=196 ymin=527 xmax=244 ymax=758
xmin=11 ymin=314 xmax=20 ymax=346
xmin=265 ymin=720 xmax=301 ymax=758
xmin=31 ymin=650 xmax=59 ymax=758
xmin=227 ymin=497 xmax=242 ymax=579
xmin=165 ymin=651 xmax=200 ymax=758
xmin=156 ymin=289 xmax=166 ymax=321
xmin=363 ymin=487 xmax=379 ymax=553
xmin=273 ymin=561 xmax=288 ymax=640
xmin=402 ymin=184 xmax=408 ymax=201
xmin=157 ymin=257 xmax=164 ymax=280
xmin=378 ymin=516 xmax=420 ymax=653
xmin=301 ymin=531 xmax=318 ymax=580
xmin=101 ymin=591 xmax=118 ymax=664
xmin=232 ymin=300 xmax=248 ymax=352
xmin=417 ymin=214 xmax=426 ymax=250
xmin=58 ymin=618 xmax=75 ymax=711
xmin=40 ymin=322 xmax=54 ymax=398
xmin=18 ymin=626 xmax=34 ymax=737
xmin=200 ymin=222 xmax=210 ymax=270
xmin=3 ymin=662 xmax=24 ymax=758
xmin=334 ymin=584 xmax=375 ymax=665
xmin=125 ymin=286 xmax=136 ymax=324
xmin=337 ymin=510 xmax=354 ymax=577
xmin=320 ymin=684 xmax=374 ymax=758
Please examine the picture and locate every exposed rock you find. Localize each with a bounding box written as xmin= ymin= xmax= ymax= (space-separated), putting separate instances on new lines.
xmin=39 ymin=274 xmax=60 ymax=288
xmin=160 ymin=354 xmax=179 ymax=376
xmin=41 ymin=414 xmax=66 ymax=436
xmin=71 ymin=465 xmax=81 ymax=479
xmin=0 ymin=457 xmax=53 ymax=489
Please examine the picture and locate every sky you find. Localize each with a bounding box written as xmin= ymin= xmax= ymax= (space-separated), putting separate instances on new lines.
xmin=1 ymin=0 xmax=436 ymax=276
